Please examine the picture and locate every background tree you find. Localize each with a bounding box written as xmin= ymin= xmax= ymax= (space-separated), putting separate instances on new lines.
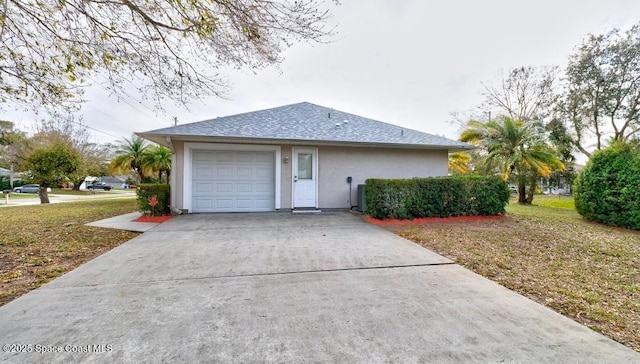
xmin=481 ymin=66 xmax=558 ymax=123
xmin=0 ymin=121 xmax=26 ymax=175
xmin=33 ymin=116 xmax=111 ymax=189
xmin=24 ymin=141 xmax=81 ymax=203
xmin=0 ymin=0 xmax=335 ymax=109
xmin=142 ymin=145 xmax=172 ymax=183
xmin=545 ymin=118 xmax=578 ymax=191
xmin=560 ymin=23 xmax=640 ymax=158
xmin=448 ymin=152 xmax=470 ymax=175
xmin=109 ymin=135 xmax=149 ymax=182
xmin=460 ymin=116 xmax=564 ymax=204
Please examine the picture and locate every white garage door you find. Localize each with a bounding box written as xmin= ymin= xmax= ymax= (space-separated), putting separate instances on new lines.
xmin=192 ymin=150 xmax=275 ymax=212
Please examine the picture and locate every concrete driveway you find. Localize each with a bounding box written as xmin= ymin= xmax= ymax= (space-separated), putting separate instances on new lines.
xmin=0 ymin=212 xmax=638 ymax=363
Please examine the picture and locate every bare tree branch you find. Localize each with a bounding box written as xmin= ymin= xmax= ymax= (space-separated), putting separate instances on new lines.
xmin=0 ymin=0 xmax=336 ymax=110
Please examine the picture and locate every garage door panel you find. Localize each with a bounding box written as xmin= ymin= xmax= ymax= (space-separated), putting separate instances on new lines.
xmin=215 ymin=199 xmax=233 ymax=209
xmin=255 ymin=199 xmax=273 ymax=209
xmin=194 ymin=166 xmax=213 ymax=178
xmin=236 ymin=167 xmax=253 ymax=178
xmin=195 ymin=184 xmax=213 ymax=194
xmin=236 ymin=199 xmax=252 ymax=209
xmin=236 ymin=183 xmax=252 ymax=193
xmin=215 ymin=152 xmax=235 ymax=162
xmin=194 ymin=198 xmax=213 ymax=210
xmin=255 ymin=167 xmax=271 ymax=178
xmin=235 ymin=153 xmax=253 ymax=163
xmin=193 ymin=151 xmax=214 ymax=162
xmin=255 ymin=153 xmax=272 ymax=163
xmin=192 ymin=150 xmax=275 ymax=212
xmin=255 ymin=183 xmax=272 ymax=193
xmin=216 ymin=166 xmax=234 ymax=177
xmin=216 ymin=183 xmax=233 ymax=193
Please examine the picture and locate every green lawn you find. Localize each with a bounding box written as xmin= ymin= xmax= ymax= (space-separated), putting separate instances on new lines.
xmin=0 ymin=199 xmax=140 ymax=306
xmin=391 ymin=195 xmax=640 ymax=352
xmin=526 ymin=194 xmax=575 ymax=209
xmin=2 ymin=193 xmax=38 ymax=200
xmin=50 ymin=188 xmax=124 ymax=195
xmin=49 ymin=188 xmax=95 ymax=195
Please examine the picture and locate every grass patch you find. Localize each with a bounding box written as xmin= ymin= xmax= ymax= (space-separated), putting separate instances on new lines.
xmin=4 ymin=193 xmax=38 ymax=200
xmin=0 ymin=199 xmax=139 ymax=306
xmin=387 ymin=196 xmax=640 ymax=352
xmin=529 ymin=194 xmax=575 ymax=209
xmin=50 ymin=188 xmax=123 ymax=195
xmin=49 ymin=188 xmax=94 ymax=195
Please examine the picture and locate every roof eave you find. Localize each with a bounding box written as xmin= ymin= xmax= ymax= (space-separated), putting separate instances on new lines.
xmin=136 ymin=133 xmax=474 ymax=151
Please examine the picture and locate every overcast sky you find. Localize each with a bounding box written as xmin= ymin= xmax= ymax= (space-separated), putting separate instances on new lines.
xmin=5 ymin=0 xmax=640 ymax=146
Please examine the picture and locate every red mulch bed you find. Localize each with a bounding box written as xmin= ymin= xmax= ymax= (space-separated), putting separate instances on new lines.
xmin=364 ymin=215 xmax=506 ymax=225
xmin=135 ymin=215 xmax=173 ymax=223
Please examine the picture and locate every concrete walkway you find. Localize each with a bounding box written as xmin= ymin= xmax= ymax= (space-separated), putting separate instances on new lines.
xmin=85 ymin=212 xmax=160 ymax=232
xmin=0 ymin=212 xmax=637 ymax=363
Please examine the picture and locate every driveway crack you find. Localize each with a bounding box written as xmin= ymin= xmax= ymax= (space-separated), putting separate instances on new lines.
xmin=44 ymin=262 xmax=457 ymax=290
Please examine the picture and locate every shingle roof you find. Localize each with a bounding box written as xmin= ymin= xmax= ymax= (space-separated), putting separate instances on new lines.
xmin=138 ymin=102 xmax=472 ymax=150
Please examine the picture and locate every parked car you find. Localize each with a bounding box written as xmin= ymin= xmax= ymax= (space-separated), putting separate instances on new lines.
xmin=88 ymin=182 xmax=112 ymax=191
xmin=13 ymin=184 xmax=51 ymax=193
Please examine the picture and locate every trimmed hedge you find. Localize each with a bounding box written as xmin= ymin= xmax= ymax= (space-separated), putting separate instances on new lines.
xmin=136 ymin=183 xmax=171 ymax=216
xmin=0 ymin=178 xmax=26 ymax=190
xmin=364 ymin=176 xmax=510 ymax=219
xmin=574 ymin=144 xmax=640 ymax=230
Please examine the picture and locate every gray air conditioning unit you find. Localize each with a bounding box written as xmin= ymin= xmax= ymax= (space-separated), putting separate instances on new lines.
xmin=356 ymin=184 xmax=366 ymax=212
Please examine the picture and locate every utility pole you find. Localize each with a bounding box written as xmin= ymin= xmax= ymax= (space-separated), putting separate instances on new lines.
xmin=172 ymin=116 xmax=178 ymax=126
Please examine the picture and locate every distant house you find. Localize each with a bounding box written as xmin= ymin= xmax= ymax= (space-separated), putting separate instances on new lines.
xmin=0 ymin=168 xmax=23 ymax=186
xmin=138 ymin=102 xmax=472 ymax=213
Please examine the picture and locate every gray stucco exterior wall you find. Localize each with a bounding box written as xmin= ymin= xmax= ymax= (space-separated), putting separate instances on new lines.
xmin=317 ymin=147 xmax=448 ymax=209
xmin=171 ymin=142 xmax=448 ymax=212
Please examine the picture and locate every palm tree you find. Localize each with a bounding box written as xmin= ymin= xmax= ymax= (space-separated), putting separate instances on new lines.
xmin=109 ymin=135 xmax=149 ymax=183
xmin=142 ymin=145 xmax=172 ymax=183
xmin=448 ymin=152 xmax=470 ymax=175
xmin=459 ymin=116 xmax=564 ymax=204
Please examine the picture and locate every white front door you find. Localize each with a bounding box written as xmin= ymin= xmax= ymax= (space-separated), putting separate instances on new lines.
xmin=293 ymin=148 xmax=318 ymax=208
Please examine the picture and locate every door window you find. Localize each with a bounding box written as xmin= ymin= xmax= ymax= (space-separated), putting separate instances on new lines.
xmin=297 ymin=153 xmax=312 ymax=179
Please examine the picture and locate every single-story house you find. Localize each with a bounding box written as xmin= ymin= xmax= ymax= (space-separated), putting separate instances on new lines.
xmin=138 ymin=102 xmax=473 ymax=213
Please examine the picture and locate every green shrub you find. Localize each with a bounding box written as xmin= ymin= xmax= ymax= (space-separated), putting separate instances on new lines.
xmin=0 ymin=177 xmax=25 ymax=190
xmin=136 ymin=183 xmax=171 ymax=216
xmin=0 ymin=176 xmax=10 ymax=190
xmin=574 ymin=144 xmax=640 ymax=230
xmin=365 ymin=176 xmax=510 ymax=219
xmin=141 ymin=176 xmax=159 ymax=184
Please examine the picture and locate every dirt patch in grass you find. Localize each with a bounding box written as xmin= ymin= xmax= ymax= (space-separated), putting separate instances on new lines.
xmin=0 ymin=199 xmax=140 ymax=306
xmin=377 ymin=196 xmax=640 ymax=352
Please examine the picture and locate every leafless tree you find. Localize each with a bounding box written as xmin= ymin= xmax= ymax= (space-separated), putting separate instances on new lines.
xmin=481 ymin=66 xmax=559 ymax=123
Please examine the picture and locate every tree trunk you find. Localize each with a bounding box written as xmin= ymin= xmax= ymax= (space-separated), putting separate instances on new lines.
xmin=525 ymin=178 xmax=536 ymax=204
xmin=518 ymin=183 xmax=527 ymax=204
xmin=39 ymin=186 xmax=50 ymax=204
xmin=73 ymin=179 xmax=82 ymax=191
xmin=166 ymin=169 xmax=171 ymax=184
